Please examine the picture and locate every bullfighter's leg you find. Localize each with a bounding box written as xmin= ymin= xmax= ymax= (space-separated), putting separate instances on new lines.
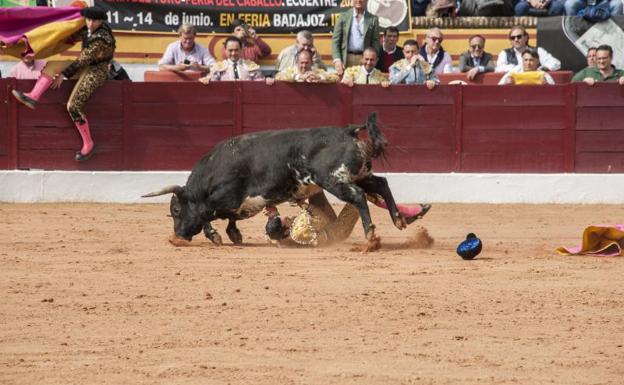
xmin=357 ymin=175 xmax=406 ymax=230
xmin=321 ymin=182 xmax=380 ymax=252
xmin=203 ymin=223 xmax=223 ymax=245
xmin=67 ymin=67 xmax=106 ymax=162
xmin=226 ymin=219 xmax=243 ymax=245
xmin=308 ymin=191 xmax=337 ymax=222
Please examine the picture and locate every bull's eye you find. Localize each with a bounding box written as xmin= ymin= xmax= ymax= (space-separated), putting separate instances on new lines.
xmin=172 ymin=207 xmax=181 ymax=217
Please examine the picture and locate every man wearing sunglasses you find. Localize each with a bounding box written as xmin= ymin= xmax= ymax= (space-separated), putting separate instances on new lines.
xmin=495 ymin=25 xmax=560 ymax=73
xmin=420 ymin=27 xmax=453 ymax=74
xmin=458 ymin=35 xmax=495 ymax=80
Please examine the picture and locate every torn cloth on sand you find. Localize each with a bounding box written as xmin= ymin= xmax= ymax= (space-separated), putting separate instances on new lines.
xmin=557 ymin=225 xmax=624 ymax=256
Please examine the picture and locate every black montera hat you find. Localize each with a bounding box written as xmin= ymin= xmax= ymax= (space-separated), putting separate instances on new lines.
xmin=81 ymin=6 xmax=107 ymax=21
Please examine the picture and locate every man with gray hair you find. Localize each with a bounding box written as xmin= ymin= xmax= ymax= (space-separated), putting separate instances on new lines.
xmin=275 ymin=30 xmax=326 ymax=73
xmin=159 ymin=23 xmax=215 ymax=74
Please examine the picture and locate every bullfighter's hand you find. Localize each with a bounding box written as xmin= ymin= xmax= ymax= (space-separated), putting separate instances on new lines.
xmin=334 ymin=61 xmax=344 ymax=76
xmin=51 ymin=74 xmax=64 ymax=89
xmin=265 ymin=77 xmax=275 ymax=86
xmin=618 ymin=76 xmax=624 ymax=85
xmin=381 ymin=80 xmax=390 ymax=88
xmin=342 ymin=78 xmax=354 ymax=87
xmin=199 ymin=76 xmax=210 ymax=85
xmin=425 ymin=80 xmax=436 ymax=90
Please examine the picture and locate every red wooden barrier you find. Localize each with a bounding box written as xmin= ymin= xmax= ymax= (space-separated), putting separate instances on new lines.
xmin=144 ymin=70 xmax=204 ymax=82
xmin=1 ymin=79 xmax=623 ymax=173
xmin=438 ymin=71 xmax=574 ymax=85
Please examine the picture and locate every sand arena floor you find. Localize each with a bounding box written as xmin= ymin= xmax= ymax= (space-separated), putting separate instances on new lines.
xmin=1 ymin=202 xmax=623 ymax=385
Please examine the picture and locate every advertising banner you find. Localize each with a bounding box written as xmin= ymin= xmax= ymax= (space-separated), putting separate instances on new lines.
xmin=94 ymin=0 xmax=410 ymax=34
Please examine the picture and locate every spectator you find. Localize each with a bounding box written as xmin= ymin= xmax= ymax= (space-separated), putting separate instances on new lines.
xmin=389 ymin=39 xmax=438 ymax=90
xmin=564 ymin=0 xmax=623 ymax=17
xmin=275 ymin=30 xmax=326 ymax=73
xmin=200 ymin=36 xmax=273 ymax=85
xmin=499 ymin=48 xmax=555 ymax=85
xmin=222 ymin=19 xmax=271 ymax=63
xmin=412 ymin=0 xmax=432 ymax=16
xmin=420 ymin=28 xmax=452 ymax=74
xmin=331 ymin=0 xmax=381 ymax=76
xmin=586 ymin=47 xmax=597 ymax=67
xmin=572 ymin=44 xmax=624 ymax=85
xmin=275 ymin=49 xmax=337 ymax=83
xmin=342 ymin=47 xmax=390 ymax=87
xmin=496 ymin=25 xmax=561 ymax=73
xmin=8 ymin=52 xmax=46 ymax=80
xmin=514 ymin=0 xmax=565 ymax=16
xmin=458 ymin=34 xmax=495 ymax=81
xmin=159 ymin=24 xmax=215 ymax=74
xmin=376 ymin=26 xmax=404 ymax=73
xmin=11 ymin=6 xmax=114 ymax=162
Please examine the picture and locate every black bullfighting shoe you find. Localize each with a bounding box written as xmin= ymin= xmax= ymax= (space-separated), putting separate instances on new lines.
xmin=74 ymin=145 xmax=97 ymax=163
xmin=406 ymin=203 xmax=431 ymax=225
xmin=12 ymin=90 xmax=36 ymax=109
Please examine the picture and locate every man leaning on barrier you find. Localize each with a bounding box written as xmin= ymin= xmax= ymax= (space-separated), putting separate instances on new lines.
xmin=341 ymin=47 xmax=389 ymax=88
xmin=389 ymin=39 xmax=438 ymax=90
xmin=572 ymin=45 xmax=624 ymax=86
xmin=275 ymin=49 xmax=337 ymax=83
xmin=275 ymin=30 xmax=326 ymax=73
xmin=158 ymin=24 xmax=215 ymax=75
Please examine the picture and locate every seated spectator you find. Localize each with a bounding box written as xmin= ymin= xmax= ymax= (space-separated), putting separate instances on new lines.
xmin=389 ymin=39 xmax=438 ymax=90
xmin=420 ymin=28 xmax=452 ymax=74
xmin=499 ymin=48 xmax=555 ymax=85
xmin=275 ymin=50 xmax=337 ymax=83
xmin=8 ymin=52 xmax=46 ymax=80
xmin=459 ymin=0 xmax=514 ymax=15
xmin=496 ymin=25 xmax=561 ymax=73
xmin=586 ymin=47 xmax=597 ymax=68
xmin=412 ymin=0 xmax=432 ymax=15
xmin=565 ymin=0 xmax=623 ymax=17
xmin=514 ymin=0 xmax=564 ymax=16
xmin=275 ymin=30 xmax=325 ymax=73
xmin=222 ymin=19 xmax=271 ymax=63
xmin=342 ymin=47 xmax=389 ymax=87
xmin=572 ymin=44 xmax=624 ymax=85
xmin=376 ymin=26 xmax=404 ymax=73
xmin=158 ymin=24 xmax=215 ymax=74
xmin=200 ymin=36 xmax=273 ymax=85
xmin=458 ymin=35 xmax=495 ymax=81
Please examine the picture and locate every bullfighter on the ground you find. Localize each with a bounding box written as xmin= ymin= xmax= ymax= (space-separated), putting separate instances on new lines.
xmin=264 ymin=192 xmax=431 ymax=247
xmin=12 ymin=6 xmax=115 ymax=162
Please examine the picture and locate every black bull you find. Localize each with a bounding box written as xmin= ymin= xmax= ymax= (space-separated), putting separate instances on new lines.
xmin=142 ymin=112 xmax=407 ymax=251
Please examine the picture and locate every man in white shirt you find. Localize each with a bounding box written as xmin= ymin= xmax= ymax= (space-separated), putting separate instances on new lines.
xmin=496 ymin=25 xmax=560 ymax=73
xmin=158 ymin=23 xmax=215 ymax=74
xmin=275 ymin=30 xmax=326 ymax=73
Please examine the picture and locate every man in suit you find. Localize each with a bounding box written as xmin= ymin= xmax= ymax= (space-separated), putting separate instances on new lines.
xmin=376 ymin=26 xmax=404 ymax=73
xmin=331 ymin=0 xmax=381 ymax=76
xmin=458 ymin=34 xmax=495 ymax=81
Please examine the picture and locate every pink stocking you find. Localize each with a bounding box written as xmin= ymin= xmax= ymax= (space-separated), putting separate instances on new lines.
xmin=25 ymin=73 xmax=53 ymax=101
xmin=74 ymin=118 xmax=94 ymax=155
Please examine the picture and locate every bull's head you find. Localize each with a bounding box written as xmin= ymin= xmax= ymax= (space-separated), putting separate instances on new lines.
xmin=142 ymin=185 xmax=203 ymax=242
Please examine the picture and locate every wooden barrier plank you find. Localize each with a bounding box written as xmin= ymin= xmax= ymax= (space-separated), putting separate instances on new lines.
xmin=373 ymin=149 xmax=456 ymax=172
xmin=130 ymin=102 xmax=233 ymax=127
xmin=576 ymin=130 xmax=624 ymax=152
xmin=461 ymin=153 xmax=565 ymax=172
xmin=576 ymin=83 xmax=624 ymax=107
xmin=463 ymin=106 xmax=567 ymax=130
xmin=576 ymin=107 xmax=624 ymax=131
xmin=19 ymin=125 xmax=122 ymax=149
xmin=17 ymin=103 xmax=122 ymax=127
xmin=0 ymin=80 xmax=9 ymax=168
xmin=463 ymin=85 xmax=569 ymax=106
xmin=18 ymin=147 xmax=123 ymax=170
xmin=242 ymin=82 xmax=344 ymax=106
xmin=462 ymin=129 xmax=564 ymax=153
xmin=241 ymin=104 xmax=343 ymax=132
xmin=125 ymin=145 xmax=209 ymax=170
xmin=130 ymin=82 xmax=234 ymax=103
xmin=352 ymin=84 xmax=456 ymax=106
xmin=575 ymin=152 xmax=624 ymax=173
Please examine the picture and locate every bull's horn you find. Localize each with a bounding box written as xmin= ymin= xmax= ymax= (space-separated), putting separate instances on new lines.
xmin=141 ymin=185 xmax=181 ymax=198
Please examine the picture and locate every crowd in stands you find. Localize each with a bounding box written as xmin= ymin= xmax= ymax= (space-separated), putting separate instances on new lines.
xmin=143 ymin=0 xmax=624 ymax=88
xmin=412 ymin=0 xmax=623 ymax=18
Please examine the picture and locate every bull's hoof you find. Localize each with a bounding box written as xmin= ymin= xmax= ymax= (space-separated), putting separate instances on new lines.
xmin=169 ymin=234 xmax=192 ymax=247
xmin=204 ymin=228 xmax=223 ymax=245
xmin=227 ymin=228 xmax=243 ymax=245
xmin=393 ymin=213 xmax=407 ymax=230
xmin=364 ymin=235 xmax=381 ymax=252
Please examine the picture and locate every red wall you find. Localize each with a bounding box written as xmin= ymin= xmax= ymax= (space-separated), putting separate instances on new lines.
xmin=1 ymin=79 xmax=623 ymax=173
